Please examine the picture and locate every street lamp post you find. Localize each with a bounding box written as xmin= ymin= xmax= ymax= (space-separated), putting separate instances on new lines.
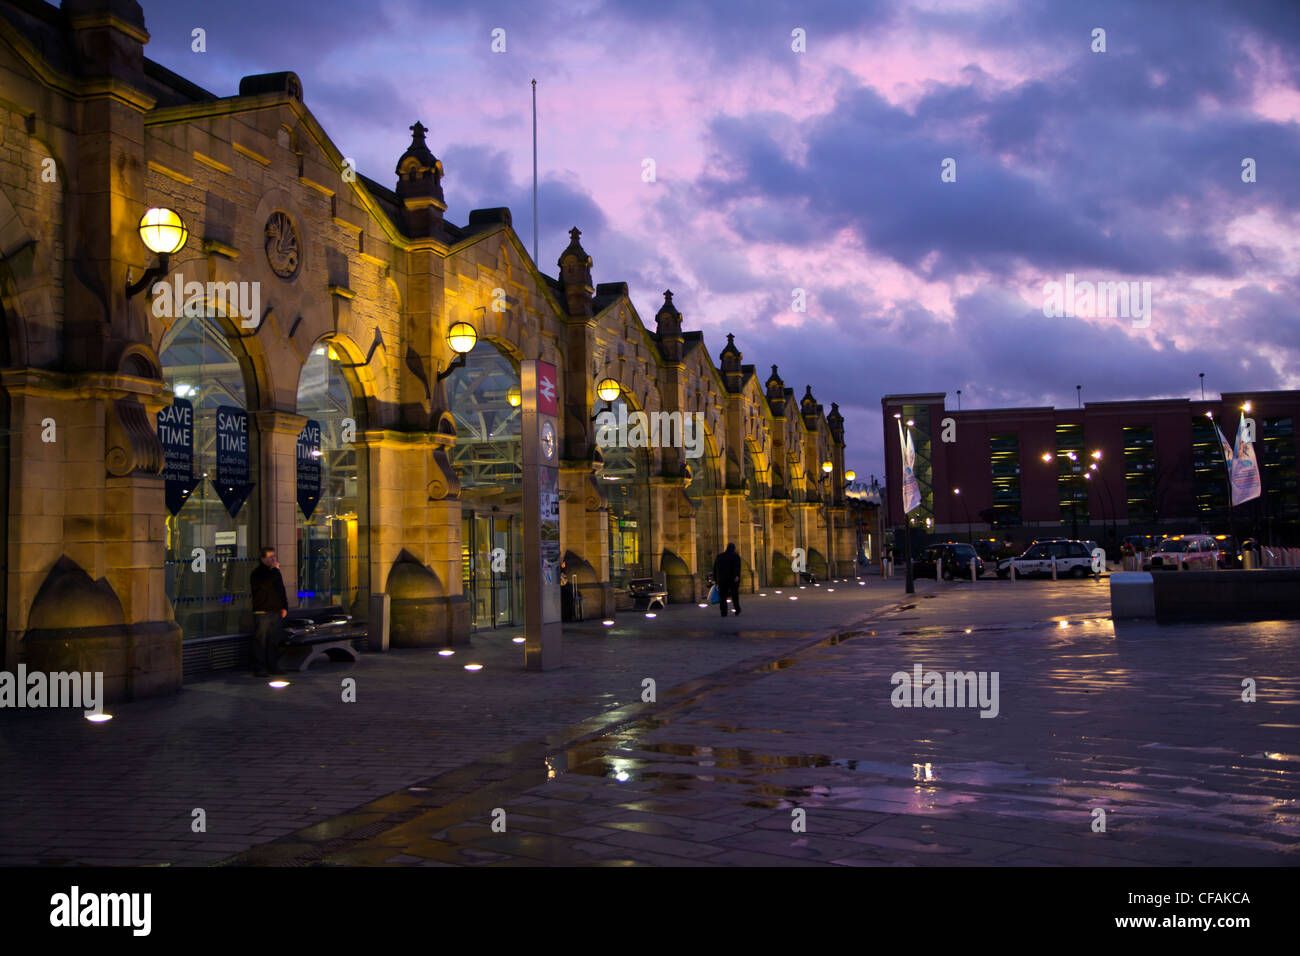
xmin=896 ymin=414 xmax=916 ymax=594
xmin=1043 ymin=450 xmax=1100 ymax=540
xmin=1088 ymin=462 xmax=1117 ymax=546
xmin=821 ymin=460 xmax=834 ymax=578
xmin=953 ymin=487 xmax=972 ymax=543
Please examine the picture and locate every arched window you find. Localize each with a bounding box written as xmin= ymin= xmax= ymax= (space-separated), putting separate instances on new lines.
xmin=742 ymin=441 xmax=770 ymax=588
xmin=295 ymin=343 xmax=369 ymax=617
xmin=159 ymin=311 xmax=258 ymax=640
xmin=685 ymin=427 xmax=722 ymax=582
xmin=446 ymin=340 xmax=523 ymax=629
xmin=601 ymin=397 xmax=652 ymax=588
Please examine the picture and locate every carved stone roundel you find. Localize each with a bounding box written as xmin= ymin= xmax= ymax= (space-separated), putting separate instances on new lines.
xmin=264 ymin=211 xmax=300 ymax=279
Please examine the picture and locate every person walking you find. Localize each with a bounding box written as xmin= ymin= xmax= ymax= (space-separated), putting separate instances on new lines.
xmin=250 ymin=546 xmax=288 ymax=677
xmin=713 ymin=542 xmax=742 ymax=617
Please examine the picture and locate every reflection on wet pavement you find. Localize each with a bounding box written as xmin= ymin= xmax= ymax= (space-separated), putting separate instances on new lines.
xmin=225 ymin=609 xmax=1300 ymax=866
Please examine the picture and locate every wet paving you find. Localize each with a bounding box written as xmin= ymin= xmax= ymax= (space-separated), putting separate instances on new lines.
xmin=225 ymin=588 xmax=1300 ymax=866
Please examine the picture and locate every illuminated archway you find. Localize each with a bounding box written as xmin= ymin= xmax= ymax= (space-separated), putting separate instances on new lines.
xmin=446 ymin=339 xmax=524 ymax=629
xmin=685 ymin=425 xmax=723 ymax=584
xmin=295 ymin=342 xmax=369 ymax=616
xmin=600 ymin=396 xmax=652 ymax=587
xmin=158 ymin=308 xmax=259 ymax=640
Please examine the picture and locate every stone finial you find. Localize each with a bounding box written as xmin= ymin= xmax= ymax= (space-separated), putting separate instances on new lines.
xmin=558 ymin=226 xmax=594 ymax=316
xmin=559 ymin=226 xmax=593 ymax=271
xmin=765 ymin=365 xmax=787 ymax=412
xmin=718 ymin=330 xmax=743 ymax=392
xmin=395 ymin=120 xmax=446 ymax=220
xmin=827 ymin=402 xmax=845 ymax=443
xmin=655 ymin=289 xmax=682 ymax=326
xmin=655 ymin=289 xmax=685 ymax=363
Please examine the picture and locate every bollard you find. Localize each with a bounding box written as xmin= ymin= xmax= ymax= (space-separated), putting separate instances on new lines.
xmin=1051 ymin=556 xmax=1057 ymax=581
xmin=1244 ymin=548 xmax=1256 ymax=570
xmin=970 ymin=557 xmax=978 ymax=582
xmin=1010 ymin=561 xmax=1016 ymax=582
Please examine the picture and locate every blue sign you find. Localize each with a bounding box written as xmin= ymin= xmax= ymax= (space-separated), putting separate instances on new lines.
xmin=296 ymin=419 xmax=322 ymax=519
xmin=156 ymin=397 xmax=197 ymax=516
xmin=212 ymin=405 xmax=254 ymax=517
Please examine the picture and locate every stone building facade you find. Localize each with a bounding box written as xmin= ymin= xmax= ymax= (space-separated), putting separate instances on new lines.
xmin=0 ymin=0 xmax=855 ymax=702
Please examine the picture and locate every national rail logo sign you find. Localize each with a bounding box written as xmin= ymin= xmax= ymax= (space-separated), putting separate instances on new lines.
xmin=537 ymin=362 xmax=558 ymax=418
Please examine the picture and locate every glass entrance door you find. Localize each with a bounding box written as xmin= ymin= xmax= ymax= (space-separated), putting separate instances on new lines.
xmin=461 ymin=510 xmax=523 ymax=631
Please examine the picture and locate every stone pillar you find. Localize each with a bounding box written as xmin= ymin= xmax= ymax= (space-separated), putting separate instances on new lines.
xmin=252 ymin=409 xmax=307 ymax=605
xmin=560 ymin=464 xmax=613 ymax=618
xmin=7 ymin=369 xmax=181 ymax=702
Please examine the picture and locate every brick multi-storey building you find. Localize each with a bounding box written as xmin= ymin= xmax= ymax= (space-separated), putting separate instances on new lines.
xmin=882 ymin=391 xmax=1300 ymax=549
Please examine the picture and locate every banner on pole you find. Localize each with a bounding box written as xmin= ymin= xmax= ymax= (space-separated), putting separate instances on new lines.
xmin=898 ymin=419 xmax=921 ymax=514
xmin=1230 ymin=411 xmax=1261 ymax=506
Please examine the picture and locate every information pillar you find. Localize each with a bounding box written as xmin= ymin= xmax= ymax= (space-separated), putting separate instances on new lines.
xmin=522 ymin=360 xmax=562 ymax=669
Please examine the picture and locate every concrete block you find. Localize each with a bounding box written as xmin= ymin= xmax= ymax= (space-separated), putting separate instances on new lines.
xmin=1110 ymin=571 xmax=1155 ymax=619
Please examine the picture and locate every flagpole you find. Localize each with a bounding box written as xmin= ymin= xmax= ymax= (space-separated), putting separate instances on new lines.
xmin=903 ymin=510 xmax=914 ymax=594
xmin=531 ymin=79 xmax=538 ymax=267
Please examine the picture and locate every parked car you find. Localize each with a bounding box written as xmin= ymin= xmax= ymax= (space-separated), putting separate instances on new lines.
xmin=1122 ymin=534 xmax=1160 ymax=555
xmin=996 ymin=539 xmax=1096 ymax=579
xmin=1211 ymin=534 xmax=1241 ymax=568
xmin=913 ymin=542 xmax=984 ymax=580
xmin=1144 ymin=534 xmax=1220 ymax=571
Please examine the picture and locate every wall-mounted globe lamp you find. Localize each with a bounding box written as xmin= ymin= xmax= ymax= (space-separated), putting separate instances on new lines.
xmin=507 ymin=385 xmax=521 ymax=407
xmin=597 ymin=377 xmax=621 ymax=402
xmin=822 ymin=461 xmax=833 ymax=474
xmin=436 ymin=321 xmax=478 ymax=380
xmin=126 ymin=207 xmax=187 ymax=298
xmin=845 ymin=469 xmax=856 ymax=483
xmin=592 ymin=376 xmax=621 ymax=421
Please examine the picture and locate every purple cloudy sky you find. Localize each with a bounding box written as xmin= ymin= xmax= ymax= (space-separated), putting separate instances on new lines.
xmin=137 ymin=0 xmax=1300 ymax=477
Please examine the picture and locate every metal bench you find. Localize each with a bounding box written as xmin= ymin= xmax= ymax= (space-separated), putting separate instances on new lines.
xmin=277 ymin=608 xmax=365 ymax=672
xmin=627 ymin=578 xmax=668 ymax=610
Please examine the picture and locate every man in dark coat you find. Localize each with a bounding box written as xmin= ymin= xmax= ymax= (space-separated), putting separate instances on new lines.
xmin=713 ymin=542 xmax=742 ymax=617
xmin=250 ymin=546 xmax=288 ymax=677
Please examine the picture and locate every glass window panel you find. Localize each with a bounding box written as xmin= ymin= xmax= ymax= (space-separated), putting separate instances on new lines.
xmin=295 ymin=344 xmax=369 ymax=618
xmin=159 ymin=310 xmax=258 ymax=641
